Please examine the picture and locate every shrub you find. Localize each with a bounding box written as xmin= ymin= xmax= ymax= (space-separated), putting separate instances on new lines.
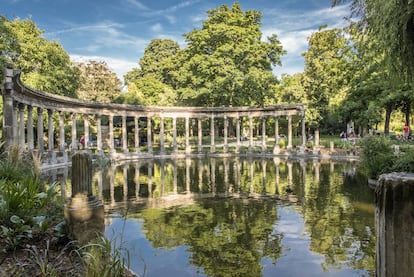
xmin=358 ymin=136 xmax=394 ymax=179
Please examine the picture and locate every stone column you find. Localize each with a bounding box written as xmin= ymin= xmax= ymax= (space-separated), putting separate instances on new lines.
xmin=64 ymin=152 xmax=104 ymax=244
xmin=287 ymin=115 xmax=293 ymax=150
xmin=122 ymin=115 xmax=128 ymax=153
xmin=376 ymin=173 xmax=414 ymax=277
xmin=185 ymin=116 xmax=190 ymax=154
xmin=313 ymin=130 xmax=320 ymax=154
xmin=210 ymin=114 xmax=215 ymax=153
xmin=96 ymin=115 xmax=102 ymax=154
xmin=18 ymin=104 xmax=25 ymax=149
xmin=198 ymin=118 xmax=203 ymax=153
xmin=236 ymin=114 xmax=240 ymax=153
xmin=47 ymin=109 xmax=54 ymax=151
xmin=160 ymin=115 xmax=165 ymax=154
xmin=248 ymin=114 xmax=253 ymax=153
xmin=261 ymin=115 xmax=266 ymax=153
xmin=134 ymin=116 xmax=140 ymax=153
xmin=109 ymin=115 xmax=115 ymax=153
xmin=224 ymin=115 xmax=228 ymax=153
xmin=71 ymin=113 xmax=77 ymax=151
xmin=27 ymin=106 xmax=34 ymax=151
xmin=13 ymin=103 xmax=18 ymax=145
xmin=2 ymin=64 xmax=16 ymax=148
xmin=83 ymin=114 xmax=89 ymax=149
xmin=273 ymin=116 xmax=280 ymax=154
xmin=58 ymin=112 xmax=65 ymax=151
xmin=147 ymin=117 xmax=152 ymax=154
xmin=37 ymin=107 xmax=44 ymax=153
xmin=173 ymin=116 xmax=177 ymax=153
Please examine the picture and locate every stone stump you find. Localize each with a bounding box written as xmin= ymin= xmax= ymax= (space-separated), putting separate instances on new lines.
xmin=64 ymin=151 xmax=104 ymax=244
xmin=376 ymin=172 xmax=414 ymax=277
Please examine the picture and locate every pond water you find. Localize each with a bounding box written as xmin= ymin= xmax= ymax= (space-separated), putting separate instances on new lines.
xmin=48 ymin=157 xmax=376 ymax=277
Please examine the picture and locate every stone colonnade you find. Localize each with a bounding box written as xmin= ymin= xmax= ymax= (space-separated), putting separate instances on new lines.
xmin=2 ymin=65 xmax=306 ymax=163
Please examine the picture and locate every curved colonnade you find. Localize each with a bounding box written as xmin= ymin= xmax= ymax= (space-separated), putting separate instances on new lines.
xmin=2 ymin=64 xmax=306 ymax=167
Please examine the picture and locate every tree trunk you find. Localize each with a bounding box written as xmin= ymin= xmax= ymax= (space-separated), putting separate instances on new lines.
xmin=384 ymin=105 xmax=392 ymax=135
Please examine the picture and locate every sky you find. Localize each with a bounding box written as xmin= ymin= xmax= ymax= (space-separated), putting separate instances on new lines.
xmin=2 ymin=0 xmax=350 ymax=81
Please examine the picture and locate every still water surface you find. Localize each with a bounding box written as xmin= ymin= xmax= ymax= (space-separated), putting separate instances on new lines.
xmin=55 ymin=157 xmax=376 ymax=277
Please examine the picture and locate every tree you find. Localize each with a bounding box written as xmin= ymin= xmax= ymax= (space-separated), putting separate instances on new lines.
xmin=75 ymin=61 xmax=122 ymax=103
xmin=1 ymin=17 xmax=80 ymax=98
xmin=173 ymin=2 xmax=285 ymax=107
xmin=333 ymin=0 xmax=414 ymax=85
xmin=302 ymin=26 xmax=354 ymax=131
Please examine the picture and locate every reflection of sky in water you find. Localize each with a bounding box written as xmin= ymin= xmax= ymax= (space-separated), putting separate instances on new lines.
xmin=106 ymin=203 xmax=369 ymax=277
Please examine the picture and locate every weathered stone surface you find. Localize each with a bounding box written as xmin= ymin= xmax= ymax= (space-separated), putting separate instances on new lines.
xmin=376 ymin=172 xmax=414 ymax=277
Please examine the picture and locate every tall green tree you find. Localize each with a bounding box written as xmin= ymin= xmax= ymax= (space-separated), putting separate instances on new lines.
xmin=173 ymin=2 xmax=285 ymax=107
xmin=302 ymin=26 xmax=354 ymax=131
xmin=76 ymin=61 xmax=122 ymax=103
xmin=1 ymin=17 xmax=80 ymax=98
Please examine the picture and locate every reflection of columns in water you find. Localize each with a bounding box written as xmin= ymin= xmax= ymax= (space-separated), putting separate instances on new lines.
xmin=27 ymin=106 xmax=34 ymax=151
xmin=314 ymin=160 xmax=320 ymax=182
xmin=198 ymin=159 xmax=203 ymax=192
xmin=110 ymin=165 xmax=116 ymax=205
xmin=211 ymin=158 xmax=216 ymax=196
xmin=235 ymin=157 xmax=241 ymax=193
xmin=173 ymin=160 xmax=178 ymax=194
xmin=287 ymin=161 xmax=293 ymax=190
xmin=123 ymin=164 xmax=128 ymax=201
xmin=262 ymin=159 xmax=267 ymax=194
xmin=160 ymin=159 xmax=165 ymax=196
xmin=249 ymin=158 xmax=254 ymax=194
xmin=273 ymin=157 xmax=280 ymax=195
xmin=186 ymin=158 xmax=191 ymax=192
xmin=148 ymin=162 xmax=153 ymax=197
xmin=134 ymin=162 xmax=141 ymax=199
xmin=300 ymin=159 xmax=306 ymax=197
xmin=224 ymin=158 xmax=229 ymax=195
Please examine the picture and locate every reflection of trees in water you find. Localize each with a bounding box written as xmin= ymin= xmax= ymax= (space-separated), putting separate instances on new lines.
xmin=301 ymin=163 xmax=375 ymax=275
xmin=84 ymin=158 xmax=375 ymax=275
xmin=135 ymin=199 xmax=282 ymax=277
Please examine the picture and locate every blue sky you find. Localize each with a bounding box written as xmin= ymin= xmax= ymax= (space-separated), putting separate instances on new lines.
xmin=2 ymin=0 xmax=349 ymax=81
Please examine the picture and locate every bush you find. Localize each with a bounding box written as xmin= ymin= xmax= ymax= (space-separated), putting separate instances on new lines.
xmin=358 ymin=136 xmax=394 ymax=179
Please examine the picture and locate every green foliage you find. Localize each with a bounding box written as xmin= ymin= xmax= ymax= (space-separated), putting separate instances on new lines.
xmin=0 ymin=16 xmax=80 ymax=98
xmin=358 ymin=136 xmax=394 ymax=178
xmin=389 ymin=149 xmax=414 ymax=173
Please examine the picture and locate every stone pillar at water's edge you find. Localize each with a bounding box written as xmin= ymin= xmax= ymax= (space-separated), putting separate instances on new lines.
xmin=64 ymin=151 xmax=104 ymax=244
xmin=376 ymin=173 xmax=414 ymax=277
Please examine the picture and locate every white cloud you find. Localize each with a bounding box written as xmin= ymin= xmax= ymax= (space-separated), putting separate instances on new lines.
xmin=150 ymin=23 xmax=163 ymax=33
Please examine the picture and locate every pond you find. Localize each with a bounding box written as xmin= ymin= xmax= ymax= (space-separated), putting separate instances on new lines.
xmin=46 ymin=157 xmax=375 ymax=277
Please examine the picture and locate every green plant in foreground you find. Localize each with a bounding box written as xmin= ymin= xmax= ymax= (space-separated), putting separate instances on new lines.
xmin=358 ymin=136 xmax=394 ymax=179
